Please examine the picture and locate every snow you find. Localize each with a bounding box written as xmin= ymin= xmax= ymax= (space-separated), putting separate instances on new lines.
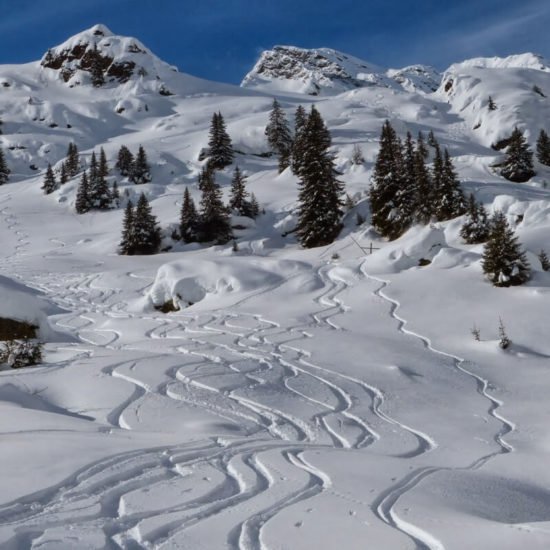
xmin=0 ymin=24 xmax=549 ymax=549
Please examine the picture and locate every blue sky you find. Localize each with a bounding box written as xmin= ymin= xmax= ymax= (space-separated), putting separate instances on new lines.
xmin=0 ymin=0 xmax=549 ymax=83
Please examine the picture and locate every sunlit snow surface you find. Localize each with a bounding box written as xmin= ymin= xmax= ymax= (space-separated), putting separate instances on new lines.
xmin=0 ymin=27 xmax=550 ymax=549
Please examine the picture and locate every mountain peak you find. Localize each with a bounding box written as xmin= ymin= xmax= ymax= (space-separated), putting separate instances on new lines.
xmin=40 ymin=24 xmax=177 ymax=87
xmin=241 ymin=45 xmax=441 ymax=96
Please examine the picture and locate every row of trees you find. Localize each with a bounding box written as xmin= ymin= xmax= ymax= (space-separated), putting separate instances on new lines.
xmin=120 ymin=165 xmax=261 ymax=255
xmin=368 ymin=121 xmax=466 ymax=240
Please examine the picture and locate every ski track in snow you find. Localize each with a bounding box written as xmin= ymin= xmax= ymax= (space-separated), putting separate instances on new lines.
xmin=0 ymin=202 xmax=517 ymax=549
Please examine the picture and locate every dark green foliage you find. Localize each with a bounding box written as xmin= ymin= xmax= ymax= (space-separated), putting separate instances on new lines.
xmin=179 ymin=186 xmax=199 ymax=243
xmin=536 ymin=129 xmax=550 ymax=166
xmin=0 ymin=318 xmax=37 ymax=340
xmin=291 ymin=105 xmax=308 ymax=176
xmin=488 ymin=96 xmax=497 ymax=111
xmin=131 ymin=145 xmax=151 ymax=184
xmin=296 ymin=106 xmax=344 ymax=248
xmin=228 ymin=166 xmax=255 ymax=217
xmin=59 ymin=162 xmax=68 ymax=185
xmin=111 ymin=181 xmax=120 ymax=206
xmin=66 ymin=143 xmax=80 ymax=177
xmin=207 ymin=112 xmax=234 ymax=170
xmin=125 ymin=193 xmax=162 ymax=255
xmin=116 ymin=145 xmax=134 ymax=177
xmin=0 ymin=147 xmax=10 ymax=185
xmin=88 ymin=151 xmax=112 ymax=209
xmin=351 ymin=144 xmax=364 ymax=165
xmin=265 ymin=99 xmax=293 ymax=173
xmin=460 ymin=194 xmax=491 ymax=244
xmin=75 ymin=171 xmax=91 ymax=214
xmin=99 ymin=147 xmax=109 ymax=178
xmin=413 ymin=147 xmax=433 ymax=224
xmin=197 ymin=168 xmax=232 ymax=244
xmin=248 ymin=193 xmax=260 ymax=219
xmin=119 ymin=200 xmax=135 ymax=254
xmin=42 ymin=163 xmax=57 ymax=194
xmin=427 ymin=130 xmax=438 ymax=148
xmin=433 ymin=149 xmax=467 ymax=221
xmin=482 ymin=211 xmax=530 ymax=286
xmin=538 ymin=249 xmax=550 ymax=271
xmin=500 ymin=127 xmax=535 ymax=182
xmin=498 ymin=318 xmax=511 ymax=349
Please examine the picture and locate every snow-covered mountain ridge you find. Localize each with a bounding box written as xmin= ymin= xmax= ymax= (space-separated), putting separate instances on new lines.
xmin=241 ymin=44 xmax=441 ymax=95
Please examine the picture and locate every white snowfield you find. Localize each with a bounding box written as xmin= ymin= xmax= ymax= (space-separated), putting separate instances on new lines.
xmin=0 ymin=24 xmax=550 ymax=549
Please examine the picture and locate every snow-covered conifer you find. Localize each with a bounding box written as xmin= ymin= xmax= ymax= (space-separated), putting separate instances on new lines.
xmin=500 ymin=128 xmax=535 ymax=182
xmin=265 ymin=99 xmax=293 ymax=173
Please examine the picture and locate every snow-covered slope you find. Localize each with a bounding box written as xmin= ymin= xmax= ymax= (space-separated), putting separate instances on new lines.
xmin=437 ymin=53 xmax=550 ymax=147
xmin=0 ymin=26 xmax=550 ymax=550
xmin=241 ymin=45 xmax=441 ymax=95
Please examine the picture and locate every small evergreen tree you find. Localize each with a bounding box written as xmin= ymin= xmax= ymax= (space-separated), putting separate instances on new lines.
xmin=228 ymin=166 xmax=252 ymax=216
xmin=75 ymin=171 xmax=91 ymax=214
xmin=417 ymin=131 xmax=429 ymax=159
xmin=538 ymin=249 xmax=550 ymax=271
xmin=488 ymin=96 xmax=497 ymax=111
xmin=42 ymin=164 xmax=57 ymax=194
xmin=498 ymin=318 xmax=511 ymax=349
xmin=115 ymin=145 xmax=134 ymax=177
xmin=197 ymin=168 xmax=232 ymax=243
xmin=179 ymin=186 xmax=199 ymax=243
xmin=433 ymin=149 xmax=467 ymax=221
xmin=248 ymin=192 xmax=260 ymax=219
xmin=66 ymin=143 xmax=80 ymax=177
xmin=88 ymin=151 xmax=112 ymax=209
xmin=265 ymin=99 xmax=293 ymax=173
xmin=99 ymin=147 xmax=109 ymax=178
xmin=351 ymin=144 xmax=365 ymax=165
xmin=536 ymin=129 xmax=550 ymax=166
xmin=132 ymin=193 xmax=161 ymax=254
xmin=482 ymin=211 xmax=530 ymax=286
xmin=0 ymin=147 xmax=10 ymax=185
xmin=207 ymin=112 xmax=234 ymax=170
xmin=296 ymin=106 xmax=344 ymax=248
xmin=111 ymin=181 xmax=120 ymax=206
xmin=413 ymin=145 xmax=434 ymax=224
xmin=427 ymin=130 xmax=438 ymax=148
xmin=59 ymin=162 xmax=68 ymax=185
xmin=119 ymin=200 xmax=136 ymax=254
xmin=500 ymin=127 xmax=535 ymax=182
xmin=460 ymin=194 xmax=491 ymax=244
xmin=131 ymin=145 xmax=151 ymax=184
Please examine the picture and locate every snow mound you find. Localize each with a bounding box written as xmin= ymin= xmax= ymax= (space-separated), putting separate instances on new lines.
xmin=0 ymin=275 xmax=64 ymax=340
xmin=147 ymin=257 xmax=308 ymax=310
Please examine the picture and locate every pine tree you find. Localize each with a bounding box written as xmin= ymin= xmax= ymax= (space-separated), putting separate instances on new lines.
xmin=179 ymin=186 xmax=199 ymax=243
xmin=88 ymin=151 xmax=112 ymax=209
xmin=488 ymin=96 xmax=497 ymax=111
xmin=460 ymin=194 xmax=491 ymax=244
xmin=228 ymin=166 xmax=252 ymax=216
xmin=427 ymin=130 xmax=438 ymax=148
xmin=132 ymin=193 xmax=161 ymax=254
xmin=42 ymin=163 xmax=57 ymax=194
xmin=291 ymin=105 xmax=308 ymax=176
xmin=90 ymin=44 xmax=105 ymax=87
xmin=538 ymin=249 xmax=550 ymax=271
xmin=115 ymin=145 xmax=134 ymax=177
xmin=207 ymin=112 xmax=234 ymax=170
xmin=0 ymin=147 xmax=10 ymax=185
xmin=296 ymin=106 xmax=344 ymax=248
xmin=197 ymin=168 xmax=232 ymax=244
xmin=536 ymin=129 xmax=550 ymax=166
xmin=66 ymin=143 xmax=80 ymax=177
xmin=131 ymin=145 xmax=151 ymax=184
xmin=482 ymin=211 xmax=530 ymax=287
xmin=500 ymin=127 xmax=535 ymax=182
xmin=248 ymin=193 xmax=260 ymax=219
xmin=265 ymin=99 xmax=293 ymax=173
xmin=59 ymin=162 xmax=68 ymax=185
xmin=119 ymin=200 xmax=136 ymax=254
xmin=75 ymin=171 xmax=91 ymax=214
xmin=99 ymin=147 xmax=109 ymax=178
xmin=351 ymin=144 xmax=365 ymax=165
xmin=434 ymin=149 xmax=467 ymax=221
xmin=111 ymin=182 xmax=120 ymax=206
